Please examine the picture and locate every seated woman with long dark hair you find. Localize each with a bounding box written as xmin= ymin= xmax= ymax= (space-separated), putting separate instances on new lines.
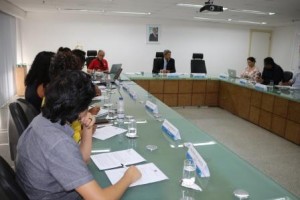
xmin=25 ymin=51 xmax=55 ymax=111
xmin=16 ymin=70 xmax=141 ymax=200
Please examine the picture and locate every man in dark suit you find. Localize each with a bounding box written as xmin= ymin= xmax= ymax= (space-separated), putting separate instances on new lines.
xmin=152 ymin=49 xmax=176 ymax=73
xmin=149 ymin=27 xmax=158 ymax=42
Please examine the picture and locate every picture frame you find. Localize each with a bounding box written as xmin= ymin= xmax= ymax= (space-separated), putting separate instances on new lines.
xmin=146 ymin=24 xmax=160 ymax=44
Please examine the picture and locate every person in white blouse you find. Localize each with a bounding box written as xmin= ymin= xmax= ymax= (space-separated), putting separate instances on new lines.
xmin=240 ymin=57 xmax=260 ymax=81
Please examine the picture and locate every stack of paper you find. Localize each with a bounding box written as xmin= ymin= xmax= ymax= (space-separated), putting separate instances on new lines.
xmin=93 ymin=126 xmax=127 ymax=140
xmin=105 ymin=163 xmax=168 ymax=187
xmin=91 ymin=149 xmax=146 ymax=170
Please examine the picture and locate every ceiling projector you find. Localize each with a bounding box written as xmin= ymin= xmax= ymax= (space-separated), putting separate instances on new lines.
xmin=200 ymin=0 xmax=223 ymax=12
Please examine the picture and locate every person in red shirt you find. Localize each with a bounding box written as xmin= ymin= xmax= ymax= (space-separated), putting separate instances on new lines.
xmin=87 ymin=50 xmax=109 ymax=73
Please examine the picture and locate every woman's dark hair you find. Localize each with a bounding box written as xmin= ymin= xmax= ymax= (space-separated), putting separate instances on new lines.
xmin=247 ymin=57 xmax=256 ymax=63
xmin=42 ymin=70 xmax=95 ymax=125
xmin=264 ymin=57 xmax=275 ymax=66
xmin=57 ymin=47 xmax=71 ymax=54
xmin=49 ymin=52 xmax=82 ymax=80
xmin=72 ymin=49 xmax=86 ymax=68
xmin=25 ymin=51 xmax=55 ymax=86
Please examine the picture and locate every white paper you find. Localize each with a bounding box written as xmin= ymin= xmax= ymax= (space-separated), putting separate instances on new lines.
xmin=91 ymin=149 xmax=146 ymax=170
xmin=92 ymin=96 xmax=106 ymax=101
xmin=255 ymin=83 xmax=268 ymax=91
xmin=96 ymin=108 xmax=108 ymax=117
xmin=93 ymin=126 xmax=127 ymax=140
xmin=105 ymin=163 xmax=168 ymax=187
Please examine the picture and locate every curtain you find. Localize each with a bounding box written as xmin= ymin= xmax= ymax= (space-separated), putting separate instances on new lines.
xmin=0 ymin=11 xmax=17 ymax=107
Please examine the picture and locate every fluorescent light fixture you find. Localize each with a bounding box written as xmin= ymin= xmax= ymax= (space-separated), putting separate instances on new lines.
xmin=58 ymin=8 xmax=104 ymax=13
xmin=194 ymin=17 xmax=228 ymax=22
xmin=176 ymin=3 xmax=203 ymax=8
xmin=110 ymin=11 xmax=151 ymax=15
xmin=228 ymin=9 xmax=275 ymax=16
xmin=194 ymin=17 xmax=267 ymax=25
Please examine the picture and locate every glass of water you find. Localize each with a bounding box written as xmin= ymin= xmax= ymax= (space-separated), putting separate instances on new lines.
xmin=127 ymin=118 xmax=137 ymax=138
xmin=182 ymin=159 xmax=196 ymax=186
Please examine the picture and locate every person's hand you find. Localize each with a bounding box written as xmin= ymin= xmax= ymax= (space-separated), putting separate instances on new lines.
xmin=124 ymin=166 xmax=142 ymax=184
xmin=89 ymin=106 xmax=100 ymax=115
xmin=256 ymin=77 xmax=263 ymax=83
xmin=80 ymin=112 xmax=95 ymax=130
xmin=94 ymin=86 xmax=101 ymax=96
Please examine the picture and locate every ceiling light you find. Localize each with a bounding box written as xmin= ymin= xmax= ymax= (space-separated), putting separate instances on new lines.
xmin=228 ymin=9 xmax=275 ymax=16
xmin=176 ymin=3 xmax=203 ymax=8
xmin=110 ymin=11 xmax=151 ymax=15
xmin=194 ymin=17 xmax=267 ymax=25
xmin=58 ymin=8 xmax=104 ymax=13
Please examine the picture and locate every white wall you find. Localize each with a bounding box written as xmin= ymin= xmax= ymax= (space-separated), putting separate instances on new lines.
xmin=20 ymin=12 xmax=275 ymax=76
xmin=271 ymin=23 xmax=300 ymax=73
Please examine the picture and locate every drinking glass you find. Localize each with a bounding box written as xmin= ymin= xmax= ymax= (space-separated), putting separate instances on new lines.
xmin=182 ymin=159 xmax=196 ymax=186
xmin=127 ymin=118 xmax=137 ymax=138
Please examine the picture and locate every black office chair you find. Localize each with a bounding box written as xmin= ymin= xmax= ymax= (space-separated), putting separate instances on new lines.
xmin=8 ymin=103 xmax=29 ymax=161
xmin=152 ymin=52 xmax=164 ymax=73
xmin=191 ymin=53 xmax=207 ymax=74
xmin=0 ymin=156 xmax=29 ymax=200
xmin=17 ymin=98 xmax=39 ymax=124
xmin=86 ymin=50 xmax=97 ymax=67
xmin=282 ymin=71 xmax=293 ymax=83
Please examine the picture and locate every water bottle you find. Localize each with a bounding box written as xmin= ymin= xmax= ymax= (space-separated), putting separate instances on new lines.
xmin=117 ymin=97 xmax=125 ymax=123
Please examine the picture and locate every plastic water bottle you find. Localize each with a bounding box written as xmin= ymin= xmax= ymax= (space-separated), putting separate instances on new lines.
xmin=117 ymin=97 xmax=125 ymax=122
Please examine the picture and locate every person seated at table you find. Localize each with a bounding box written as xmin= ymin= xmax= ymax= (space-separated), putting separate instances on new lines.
xmin=57 ymin=46 xmax=71 ymax=54
xmin=49 ymin=52 xmax=100 ymax=142
xmin=25 ymin=51 xmax=55 ymax=111
xmin=240 ymin=57 xmax=260 ymax=81
xmin=72 ymin=49 xmax=86 ymax=70
xmin=288 ymin=66 xmax=300 ymax=88
xmin=16 ymin=70 xmax=142 ymax=200
xmin=152 ymin=49 xmax=176 ymax=73
xmin=87 ymin=50 xmax=109 ymax=73
xmin=256 ymin=57 xmax=283 ymax=85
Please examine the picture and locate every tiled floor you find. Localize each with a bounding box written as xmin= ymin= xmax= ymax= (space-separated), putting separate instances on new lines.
xmin=174 ymin=106 xmax=300 ymax=198
xmin=1 ymin=104 xmax=299 ymax=198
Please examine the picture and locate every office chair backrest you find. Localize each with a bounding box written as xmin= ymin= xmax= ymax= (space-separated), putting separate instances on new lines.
xmin=192 ymin=53 xmax=204 ymax=60
xmin=8 ymin=102 xmax=29 ymax=161
xmin=17 ymin=98 xmax=39 ymax=124
xmin=155 ymin=52 xmax=164 ymax=58
xmin=282 ymin=71 xmax=293 ymax=83
xmin=191 ymin=53 xmax=207 ymax=73
xmin=86 ymin=50 xmax=97 ymax=67
xmin=0 ymin=156 xmax=29 ymax=200
xmin=87 ymin=50 xmax=97 ymax=57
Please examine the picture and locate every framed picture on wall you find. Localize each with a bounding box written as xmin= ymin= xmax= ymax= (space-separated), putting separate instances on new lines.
xmin=146 ymin=25 xmax=160 ymax=44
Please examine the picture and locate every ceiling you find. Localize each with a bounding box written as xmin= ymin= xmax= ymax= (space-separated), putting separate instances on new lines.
xmin=5 ymin=0 xmax=300 ymax=27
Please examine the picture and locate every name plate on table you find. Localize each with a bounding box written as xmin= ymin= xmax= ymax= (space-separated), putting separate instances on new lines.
xmin=167 ymin=73 xmax=180 ymax=78
xmin=161 ymin=119 xmax=181 ymax=140
xmin=187 ymin=145 xmax=210 ymax=177
xmin=122 ymin=83 xmax=130 ymax=91
xmin=239 ymin=79 xmax=247 ymax=85
xmin=219 ymin=73 xmax=229 ymax=79
xmin=145 ymin=100 xmax=158 ymax=114
xmin=255 ymin=83 xmax=267 ymax=91
xmin=129 ymin=90 xmax=137 ymax=100
xmin=192 ymin=73 xmax=207 ymax=79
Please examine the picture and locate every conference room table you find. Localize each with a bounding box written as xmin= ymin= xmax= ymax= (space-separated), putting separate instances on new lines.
xmin=124 ymin=72 xmax=300 ymax=145
xmin=88 ymin=76 xmax=299 ymax=200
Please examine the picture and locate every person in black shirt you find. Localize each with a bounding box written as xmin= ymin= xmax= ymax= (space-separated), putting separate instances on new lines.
xmin=256 ymin=57 xmax=283 ymax=85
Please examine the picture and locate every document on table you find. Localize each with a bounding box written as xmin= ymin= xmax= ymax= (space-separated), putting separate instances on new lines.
xmin=93 ymin=126 xmax=127 ymax=140
xmin=96 ymin=108 xmax=108 ymax=117
xmin=91 ymin=149 xmax=146 ymax=170
xmin=105 ymin=163 xmax=168 ymax=187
